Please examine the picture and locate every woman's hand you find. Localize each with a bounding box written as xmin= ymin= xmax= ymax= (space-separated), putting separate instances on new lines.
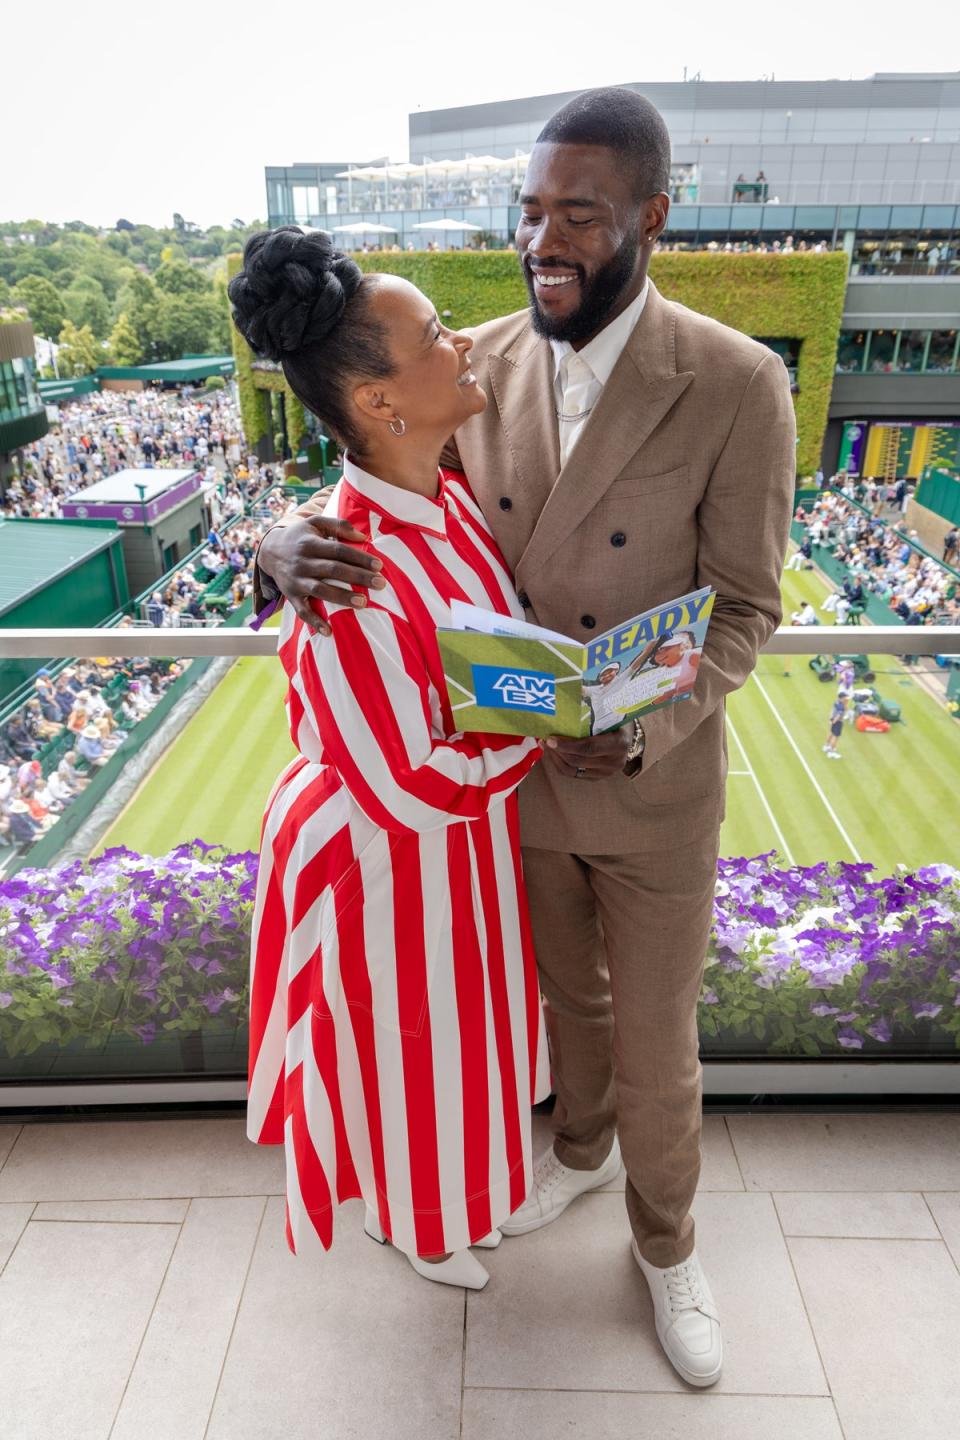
xmin=258 ymin=515 xmax=387 ymax=636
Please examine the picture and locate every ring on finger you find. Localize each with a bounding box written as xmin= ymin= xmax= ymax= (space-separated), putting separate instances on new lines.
xmin=575 ymin=766 xmax=587 ymax=779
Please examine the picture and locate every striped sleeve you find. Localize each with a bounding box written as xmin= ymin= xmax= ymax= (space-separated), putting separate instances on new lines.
xmin=286 ymin=607 xmax=540 ymax=835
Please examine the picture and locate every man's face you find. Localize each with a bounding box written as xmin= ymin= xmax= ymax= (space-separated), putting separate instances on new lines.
xmin=516 ymin=142 xmax=667 ymax=346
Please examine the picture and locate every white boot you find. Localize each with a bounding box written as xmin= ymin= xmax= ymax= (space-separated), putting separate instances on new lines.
xmin=499 ymin=1138 xmax=622 ymax=1236
xmin=364 ymin=1209 xmax=490 ymax=1290
xmin=632 ymin=1241 xmax=723 ymax=1388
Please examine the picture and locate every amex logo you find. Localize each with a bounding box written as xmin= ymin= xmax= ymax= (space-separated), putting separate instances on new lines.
xmin=472 ymin=664 xmax=557 ymax=714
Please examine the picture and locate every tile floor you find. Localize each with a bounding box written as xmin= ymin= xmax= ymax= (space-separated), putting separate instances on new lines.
xmin=1 ymin=1108 xmax=958 ymax=1440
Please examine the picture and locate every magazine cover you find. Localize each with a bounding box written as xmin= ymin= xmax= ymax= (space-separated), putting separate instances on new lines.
xmin=437 ymin=587 xmax=715 ymax=738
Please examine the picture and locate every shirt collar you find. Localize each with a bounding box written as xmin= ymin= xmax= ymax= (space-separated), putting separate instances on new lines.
xmin=340 ymin=456 xmax=448 ymax=539
xmin=550 ymin=280 xmax=649 ymax=387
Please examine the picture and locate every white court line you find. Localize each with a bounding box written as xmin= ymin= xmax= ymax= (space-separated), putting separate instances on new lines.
xmin=726 ymin=716 xmax=796 ymax=865
xmin=750 ymin=674 xmax=863 ymax=863
xmin=727 ymin=770 xmax=751 ymax=777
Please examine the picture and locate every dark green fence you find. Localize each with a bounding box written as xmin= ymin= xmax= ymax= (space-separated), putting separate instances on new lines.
xmin=916 ymin=468 xmax=960 ymax=528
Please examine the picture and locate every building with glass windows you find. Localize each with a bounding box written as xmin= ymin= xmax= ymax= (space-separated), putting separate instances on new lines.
xmin=0 ymin=316 xmax=47 ymax=481
xmin=264 ymin=73 xmax=960 ymax=475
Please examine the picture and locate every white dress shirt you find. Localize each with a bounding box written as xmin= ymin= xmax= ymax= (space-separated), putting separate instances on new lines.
xmin=550 ymin=281 xmax=649 ymax=468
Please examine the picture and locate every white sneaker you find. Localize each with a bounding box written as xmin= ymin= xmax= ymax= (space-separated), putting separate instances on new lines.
xmin=499 ymin=1138 xmax=622 ymax=1236
xmin=632 ymin=1240 xmax=723 ymax=1388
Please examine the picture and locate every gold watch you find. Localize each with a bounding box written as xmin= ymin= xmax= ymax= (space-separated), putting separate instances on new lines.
xmin=626 ymin=719 xmax=646 ymax=763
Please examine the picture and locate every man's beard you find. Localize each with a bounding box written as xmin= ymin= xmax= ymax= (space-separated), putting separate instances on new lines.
xmin=523 ymin=231 xmax=642 ymax=344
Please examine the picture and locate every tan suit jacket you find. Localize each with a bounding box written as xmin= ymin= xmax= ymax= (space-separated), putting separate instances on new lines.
xmin=256 ymin=280 xmax=796 ymax=854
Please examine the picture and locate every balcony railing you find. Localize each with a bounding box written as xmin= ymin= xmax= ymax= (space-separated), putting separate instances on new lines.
xmin=0 ymin=625 xmax=957 ymax=1106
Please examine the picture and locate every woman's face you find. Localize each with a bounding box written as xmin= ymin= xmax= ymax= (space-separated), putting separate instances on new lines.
xmin=354 ymin=277 xmax=487 ymax=444
xmin=655 ymin=635 xmax=693 ymax=667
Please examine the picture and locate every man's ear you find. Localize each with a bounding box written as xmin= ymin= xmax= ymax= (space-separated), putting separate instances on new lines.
xmin=642 ymin=193 xmax=670 ymax=244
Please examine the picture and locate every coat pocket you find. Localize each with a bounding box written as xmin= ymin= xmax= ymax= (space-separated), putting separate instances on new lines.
xmin=603 ymin=464 xmax=692 ymax=500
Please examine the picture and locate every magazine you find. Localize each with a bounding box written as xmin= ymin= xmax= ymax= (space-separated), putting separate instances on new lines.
xmin=437 ymin=586 xmax=715 ymax=738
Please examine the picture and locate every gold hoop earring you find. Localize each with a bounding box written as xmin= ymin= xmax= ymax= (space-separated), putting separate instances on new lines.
xmin=388 ymin=417 xmax=406 ymax=437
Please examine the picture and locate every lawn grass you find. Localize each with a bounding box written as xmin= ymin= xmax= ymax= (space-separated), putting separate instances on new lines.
xmin=98 ymin=553 xmax=959 ymax=873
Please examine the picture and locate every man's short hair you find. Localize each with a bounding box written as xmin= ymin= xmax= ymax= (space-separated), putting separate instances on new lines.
xmin=536 ymin=87 xmax=672 ymax=204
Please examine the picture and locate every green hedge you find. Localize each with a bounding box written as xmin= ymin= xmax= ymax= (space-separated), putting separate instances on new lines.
xmin=228 ymin=251 xmax=849 ymax=476
xmin=226 ymin=252 xmax=270 ymax=449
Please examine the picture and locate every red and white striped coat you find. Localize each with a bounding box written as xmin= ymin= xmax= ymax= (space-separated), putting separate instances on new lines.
xmin=248 ymin=459 xmax=548 ymax=1257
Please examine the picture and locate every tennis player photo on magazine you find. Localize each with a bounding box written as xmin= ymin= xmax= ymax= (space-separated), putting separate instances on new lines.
xmin=438 ymin=586 xmax=715 ymax=739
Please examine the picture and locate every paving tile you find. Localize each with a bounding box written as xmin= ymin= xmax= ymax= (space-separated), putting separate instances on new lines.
xmin=0 ymin=1203 xmax=33 ymax=1271
xmin=463 ymin=1389 xmax=845 ymax=1439
xmin=923 ymin=1193 xmax=960 ymax=1269
xmin=0 ymin=1219 xmax=177 ymax=1440
xmin=206 ymin=1197 xmax=463 ymax=1440
xmin=465 ymin=1190 xmax=826 ymax=1395
xmin=112 ymin=1197 xmax=265 ymax=1440
xmin=530 ymin=1113 xmax=744 ymax=1194
xmin=33 ymin=1198 xmax=189 ymax=1223
xmin=727 ymin=1113 xmax=960 ymax=1191
xmin=789 ymin=1236 xmax=960 ymax=1440
xmin=774 ymin=1190 xmax=940 ymax=1239
xmin=0 ymin=1118 xmax=284 ymax=1202
xmin=0 ymin=1125 xmax=21 ymax=1171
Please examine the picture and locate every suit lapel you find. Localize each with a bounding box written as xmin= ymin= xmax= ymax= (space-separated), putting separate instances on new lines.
xmin=486 ymin=323 xmax=561 ymax=526
xmin=514 ymin=282 xmax=693 ymax=584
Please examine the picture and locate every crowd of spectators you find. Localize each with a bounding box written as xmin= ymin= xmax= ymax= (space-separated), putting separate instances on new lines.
xmin=658 ymin=234 xmax=836 ymax=255
xmin=791 ymin=487 xmax=960 ymax=628
xmin=140 ymin=493 xmax=296 ymax=626
xmin=0 ymin=653 xmax=184 ymax=860
xmin=0 ymin=386 xmax=271 ymax=524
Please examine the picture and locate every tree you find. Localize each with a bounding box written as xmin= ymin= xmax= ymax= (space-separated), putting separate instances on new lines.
xmin=57 ymin=320 xmax=102 ymax=377
xmin=156 ymin=292 xmax=219 ymax=359
xmin=64 ymin=275 xmax=111 ymax=339
xmin=13 ymin=273 xmax=67 ymax=339
xmin=108 ymin=312 xmax=143 ymax=366
xmin=118 ymin=272 xmax=162 ymax=363
xmin=154 ymin=258 xmax=208 ymax=296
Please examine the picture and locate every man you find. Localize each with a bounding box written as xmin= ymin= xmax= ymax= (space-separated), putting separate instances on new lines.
xmin=251 ymin=88 xmax=795 ymax=1388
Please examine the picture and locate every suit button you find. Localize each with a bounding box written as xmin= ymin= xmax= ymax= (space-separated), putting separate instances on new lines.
xmin=517 ymin=590 xmax=530 ymax=608
xmin=581 ymin=614 xmax=596 ymax=629
xmin=611 ymin=531 xmax=626 ymax=547
xmin=499 ymin=496 xmax=512 ymax=511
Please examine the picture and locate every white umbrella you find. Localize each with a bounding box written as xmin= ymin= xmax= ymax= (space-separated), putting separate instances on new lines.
xmin=412 ymin=219 xmax=482 ymax=231
xmin=331 ymin=222 xmax=397 ymax=234
xmin=412 ymin=217 xmax=483 ymax=250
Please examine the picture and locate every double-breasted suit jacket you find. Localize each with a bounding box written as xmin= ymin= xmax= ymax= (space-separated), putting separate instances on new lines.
xmin=257 ymin=279 xmax=797 ymax=855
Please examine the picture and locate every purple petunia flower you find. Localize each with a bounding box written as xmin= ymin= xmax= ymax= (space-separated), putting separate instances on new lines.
xmin=837 ymin=1029 xmax=864 ymax=1049
xmin=911 ymin=1001 xmax=943 ymax=1019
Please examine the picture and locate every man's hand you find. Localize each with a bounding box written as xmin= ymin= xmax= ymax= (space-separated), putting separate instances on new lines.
xmin=541 ymin=729 xmax=631 ymax=780
xmin=257 ymin=515 xmax=386 ymax=636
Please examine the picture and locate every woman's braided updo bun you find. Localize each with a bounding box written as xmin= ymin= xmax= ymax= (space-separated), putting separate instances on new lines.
xmin=227 ymin=226 xmax=394 ymax=456
xmin=227 ymin=226 xmax=362 ymax=361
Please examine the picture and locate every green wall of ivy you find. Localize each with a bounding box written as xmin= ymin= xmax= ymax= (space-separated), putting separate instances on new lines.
xmin=228 ymin=251 xmax=848 ymax=476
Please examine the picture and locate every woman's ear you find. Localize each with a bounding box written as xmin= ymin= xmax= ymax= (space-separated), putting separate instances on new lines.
xmin=353 ymin=382 xmax=398 ymax=426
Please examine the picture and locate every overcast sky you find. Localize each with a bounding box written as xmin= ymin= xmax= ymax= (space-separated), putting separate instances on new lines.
xmin=4 ymin=1 xmax=952 ymax=229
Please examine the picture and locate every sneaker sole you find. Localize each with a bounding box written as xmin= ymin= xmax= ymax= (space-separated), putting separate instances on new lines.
xmin=500 ymin=1144 xmax=622 ymax=1236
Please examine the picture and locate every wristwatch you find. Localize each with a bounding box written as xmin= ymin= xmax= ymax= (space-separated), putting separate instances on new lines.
xmin=625 ymin=718 xmax=646 ymax=764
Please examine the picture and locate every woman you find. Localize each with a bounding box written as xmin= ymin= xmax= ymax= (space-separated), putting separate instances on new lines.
xmin=230 ymin=228 xmax=547 ymax=1291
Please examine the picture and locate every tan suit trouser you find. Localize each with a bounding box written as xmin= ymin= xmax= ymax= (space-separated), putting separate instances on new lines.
xmin=522 ymin=824 xmax=720 ymax=1270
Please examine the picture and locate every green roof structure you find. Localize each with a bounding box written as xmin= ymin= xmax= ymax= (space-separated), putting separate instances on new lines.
xmin=96 ymin=356 xmax=235 ymax=383
xmin=0 ymin=519 xmax=122 ymax=620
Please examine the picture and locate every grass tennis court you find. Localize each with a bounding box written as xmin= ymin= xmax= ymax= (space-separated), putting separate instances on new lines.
xmin=97 ymin=555 xmax=959 ymax=872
